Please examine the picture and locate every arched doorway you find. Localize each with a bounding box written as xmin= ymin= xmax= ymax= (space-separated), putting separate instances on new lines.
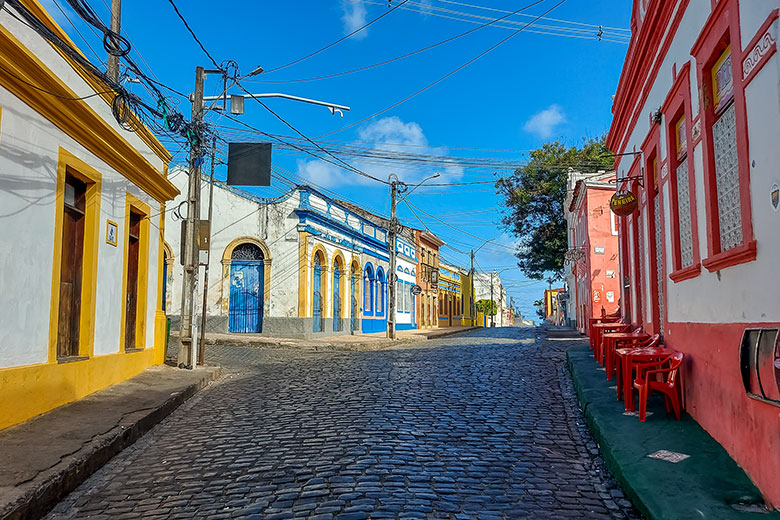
xmin=350 ymin=262 xmax=359 ymax=332
xmin=228 ymin=243 xmax=263 ymax=333
xmin=333 ymin=256 xmax=343 ymax=332
xmin=312 ymin=252 xmax=324 ymax=332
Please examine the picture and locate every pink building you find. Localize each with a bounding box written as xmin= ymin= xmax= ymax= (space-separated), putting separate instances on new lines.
xmin=568 ymin=174 xmax=621 ymax=333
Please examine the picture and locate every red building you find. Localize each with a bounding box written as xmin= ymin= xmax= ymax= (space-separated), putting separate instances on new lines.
xmin=609 ymin=0 xmax=780 ymax=506
xmin=568 ymin=174 xmax=621 ymax=333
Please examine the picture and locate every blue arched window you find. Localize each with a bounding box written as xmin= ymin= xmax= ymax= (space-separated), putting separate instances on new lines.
xmin=364 ymin=264 xmax=375 ymax=315
xmin=376 ymin=268 xmax=386 ymax=316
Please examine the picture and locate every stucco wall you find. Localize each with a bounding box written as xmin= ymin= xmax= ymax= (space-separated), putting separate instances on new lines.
xmin=0 ymin=13 xmax=163 ymax=369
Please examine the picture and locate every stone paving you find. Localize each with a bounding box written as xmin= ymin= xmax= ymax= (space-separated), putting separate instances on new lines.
xmin=47 ymin=327 xmax=640 ymax=519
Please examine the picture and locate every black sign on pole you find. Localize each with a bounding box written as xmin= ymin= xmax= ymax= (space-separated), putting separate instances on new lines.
xmin=227 ymin=142 xmax=272 ymax=186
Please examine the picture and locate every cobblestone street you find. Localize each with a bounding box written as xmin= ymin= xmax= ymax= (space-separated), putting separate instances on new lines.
xmin=48 ymin=327 xmax=638 ymax=519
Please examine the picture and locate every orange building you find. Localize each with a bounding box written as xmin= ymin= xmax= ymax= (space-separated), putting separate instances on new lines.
xmin=568 ymin=174 xmax=620 ymax=333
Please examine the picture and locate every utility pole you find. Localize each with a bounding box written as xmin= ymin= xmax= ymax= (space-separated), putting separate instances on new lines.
xmin=107 ymin=0 xmax=121 ymax=82
xmin=197 ymin=136 xmax=216 ymax=365
xmin=387 ymin=175 xmax=399 ymax=340
xmin=490 ymin=270 xmax=494 ymax=327
xmin=178 ymin=66 xmax=205 ymax=369
xmin=470 ymin=249 xmax=475 ymax=326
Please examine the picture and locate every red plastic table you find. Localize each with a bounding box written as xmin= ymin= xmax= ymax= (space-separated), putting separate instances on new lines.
xmin=592 ymin=322 xmax=627 ymax=365
xmin=602 ymin=331 xmax=649 ymax=381
xmin=588 ymin=317 xmax=619 ymax=353
xmin=616 ymin=346 xmax=673 ymax=411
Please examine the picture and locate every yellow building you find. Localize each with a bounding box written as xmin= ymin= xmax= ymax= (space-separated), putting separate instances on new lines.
xmin=437 ymin=263 xmax=463 ymax=327
xmin=0 ymin=1 xmax=176 ymax=430
xmin=460 ymin=270 xmax=474 ymax=326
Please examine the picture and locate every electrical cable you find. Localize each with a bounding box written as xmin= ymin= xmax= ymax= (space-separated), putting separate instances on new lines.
xmin=317 ymin=0 xmax=570 ymax=138
xmin=165 ymin=0 xmax=221 ymax=71
xmin=0 ymin=62 xmax=114 ymax=99
xmin=262 ymin=0 xmax=411 ymax=75
xmin=247 ymin=0 xmax=545 ymax=85
xmin=233 ymin=82 xmax=389 ymax=185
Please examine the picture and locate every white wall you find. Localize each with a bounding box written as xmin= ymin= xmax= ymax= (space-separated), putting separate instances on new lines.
xmin=0 ymin=8 xmax=165 ymax=368
xmin=618 ymin=0 xmax=780 ymax=325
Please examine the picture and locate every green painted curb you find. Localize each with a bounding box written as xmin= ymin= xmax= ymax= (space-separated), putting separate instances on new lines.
xmin=565 ymin=344 xmax=778 ymax=520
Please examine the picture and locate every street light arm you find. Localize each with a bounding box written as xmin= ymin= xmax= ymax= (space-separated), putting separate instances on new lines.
xmin=201 ymin=92 xmax=351 ymax=112
xmin=400 ymin=172 xmax=440 ymax=202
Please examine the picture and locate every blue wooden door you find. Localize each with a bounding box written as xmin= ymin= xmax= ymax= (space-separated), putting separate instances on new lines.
xmin=333 ymin=267 xmax=341 ymax=332
xmin=350 ymin=272 xmax=358 ymax=332
xmin=229 ymin=262 xmax=263 ymax=333
xmin=313 ymin=260 xmax=322 ymax=332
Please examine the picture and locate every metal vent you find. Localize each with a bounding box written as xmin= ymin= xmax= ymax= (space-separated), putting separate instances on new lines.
xmin=739 ymin=328 xmax=780 ymax=407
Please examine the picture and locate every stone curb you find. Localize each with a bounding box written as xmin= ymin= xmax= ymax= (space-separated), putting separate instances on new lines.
xmin=197 ymin=326 xmax=481 ymax=352
xmin=1 ymin=367 xmax=223 ymax=520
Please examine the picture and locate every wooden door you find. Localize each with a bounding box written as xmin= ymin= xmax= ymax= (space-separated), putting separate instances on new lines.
xmin=57 ymin=174 xmax=86 ymax=358
xmin=124 ymin=209 xmax=141 ymax=350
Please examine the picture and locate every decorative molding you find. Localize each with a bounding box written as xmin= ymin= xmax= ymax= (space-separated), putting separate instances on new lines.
xmin=742 ymin=31 xmax=776 ymax=79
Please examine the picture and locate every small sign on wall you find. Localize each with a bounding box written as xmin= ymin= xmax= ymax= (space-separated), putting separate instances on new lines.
xmin=771 ymin=183 xmax=779 ymax=212
xmin=106 ymin=220 xmax=118 ymax=246
xmin=594 ymin=246 xmax=605 ymax=255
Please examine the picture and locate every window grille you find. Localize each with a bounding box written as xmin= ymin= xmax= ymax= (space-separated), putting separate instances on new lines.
xmin=232 ymin=243 xmax=263 ymax=261
xmin=712 ymin=102 xmax=742 ymax=251
xmin=654 ymin=197 xmax=665 ymax=334
xmin=676 ymin=159 xmax=694 ymax=268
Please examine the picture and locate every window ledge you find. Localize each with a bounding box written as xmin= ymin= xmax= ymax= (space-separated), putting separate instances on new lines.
xmin=702 ymin=240 xmax=757 ymax=272
xmin=57 ymin=355 xmax=89 ymax=364
xmin=125 ymin=347 xmax=145 ymax=354
xmin=669 ymin=263 xmax=701 ymax=282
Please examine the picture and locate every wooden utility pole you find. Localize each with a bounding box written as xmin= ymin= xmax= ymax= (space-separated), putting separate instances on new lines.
xmin=107 ymin=0 xmax=121 ymax=83
xmin=198 ymin=137 xmax=216 ymax=365
xmin=387 ymin=177 xmax=398 ymax=340
xmin=178 ymin=66 xmax=205 ymax=368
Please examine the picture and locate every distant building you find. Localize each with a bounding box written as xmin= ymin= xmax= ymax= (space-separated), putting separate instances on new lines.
xmin=415 ymin=230 xmax=443 ymax=329
xmin=566 ymin=172 xmax=620 ymax=333
xmin=437 ymin=262 xmax=463 ymax=327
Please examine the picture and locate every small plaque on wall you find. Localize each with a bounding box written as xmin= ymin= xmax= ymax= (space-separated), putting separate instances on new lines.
xmin=106 ymin=220 xmax=118 ymax=246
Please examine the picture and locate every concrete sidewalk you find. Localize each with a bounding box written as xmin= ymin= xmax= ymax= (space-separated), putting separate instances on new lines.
xmin=0 ymin=364 xmax=222 ymax=520
xmin=558 ymin=329 xmax=780 ymax=519
xmin=179 ymin=325 xmax=480 ymax=352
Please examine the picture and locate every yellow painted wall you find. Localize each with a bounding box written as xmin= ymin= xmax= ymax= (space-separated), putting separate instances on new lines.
xmin=0 ymin=347 xmax=159 ymax=430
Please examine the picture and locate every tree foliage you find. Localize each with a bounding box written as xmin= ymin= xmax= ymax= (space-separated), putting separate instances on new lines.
xmin=496 ymin=137 xmax=613 ymax=280
xmin=475 ymin=299 xmax=497 ymax=316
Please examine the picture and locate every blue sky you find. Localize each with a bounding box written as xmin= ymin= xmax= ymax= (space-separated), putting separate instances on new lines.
xmin=45 ymin=0 xmax=631 ymax=321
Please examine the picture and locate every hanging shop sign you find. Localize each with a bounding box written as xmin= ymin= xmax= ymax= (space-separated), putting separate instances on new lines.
xmin=610 ymin=190 xmax=639 ymax=216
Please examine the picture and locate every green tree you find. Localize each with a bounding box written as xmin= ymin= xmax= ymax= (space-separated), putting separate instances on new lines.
xmin=475 ymin=299 xmax=497 ymax=316
xmin=496 ymin=137 xmax=613 ymax=280
xmin=534 ymin=298 xmax=546 ymax=321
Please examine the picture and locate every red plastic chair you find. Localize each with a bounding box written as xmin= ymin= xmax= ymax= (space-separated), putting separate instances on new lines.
xmin=632 ymin=351 xmax=684 ymax=422
xmin=615 ymin=334 xmax=662 ymax=401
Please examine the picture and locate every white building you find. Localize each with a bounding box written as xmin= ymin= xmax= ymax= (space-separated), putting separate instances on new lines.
xmin=609 ymin=0 xmax=780 ymax=507
xmin=166 ymin=171 xmax=391 ymax=337
xmin=0 ymin=2 xmax=176 ymax=430
xmin=473 ymin=272 xmax=507 ymax=327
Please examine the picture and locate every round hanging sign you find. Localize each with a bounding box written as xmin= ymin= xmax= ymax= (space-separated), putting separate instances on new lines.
xmin=609 ymin=190 xmax=639 ymax=216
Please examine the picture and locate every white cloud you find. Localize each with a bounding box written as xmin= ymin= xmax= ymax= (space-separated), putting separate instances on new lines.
xmin=358 ymin=116 xmax=427 ymax=146
xmin=296 ymin=116 xmax=463 ymax=188
xmin=340 ymin=0 xmax=369 ymax=40
xmin=523 ymin=104 xmax=566 ymax=139
xmin=295 ymin=158 xmax=369 ymax=189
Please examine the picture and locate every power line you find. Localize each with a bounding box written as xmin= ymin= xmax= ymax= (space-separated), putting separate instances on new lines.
xmin=166 ymin=0 xmax=221 ymax=70
xmin=233 ymin=82 xmax=389 ymax=185
xmin=262 ymin=0 xmax=411 ymax=75
xmin=247 ymin=0 xmax=545 ymax=85
xmin=0 ymin=62 xmax=113 ymax=99
xmin=318 ymin=0 xmax=570 ymax=138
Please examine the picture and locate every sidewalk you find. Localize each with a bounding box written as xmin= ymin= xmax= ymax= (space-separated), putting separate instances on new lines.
xmin=182 ymin=325 xmax=480 ymax=352
xmin=556 ymin=328 xmax=780 ymax=519
xmin=0 ymin=364 xmax=222 ymax=520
